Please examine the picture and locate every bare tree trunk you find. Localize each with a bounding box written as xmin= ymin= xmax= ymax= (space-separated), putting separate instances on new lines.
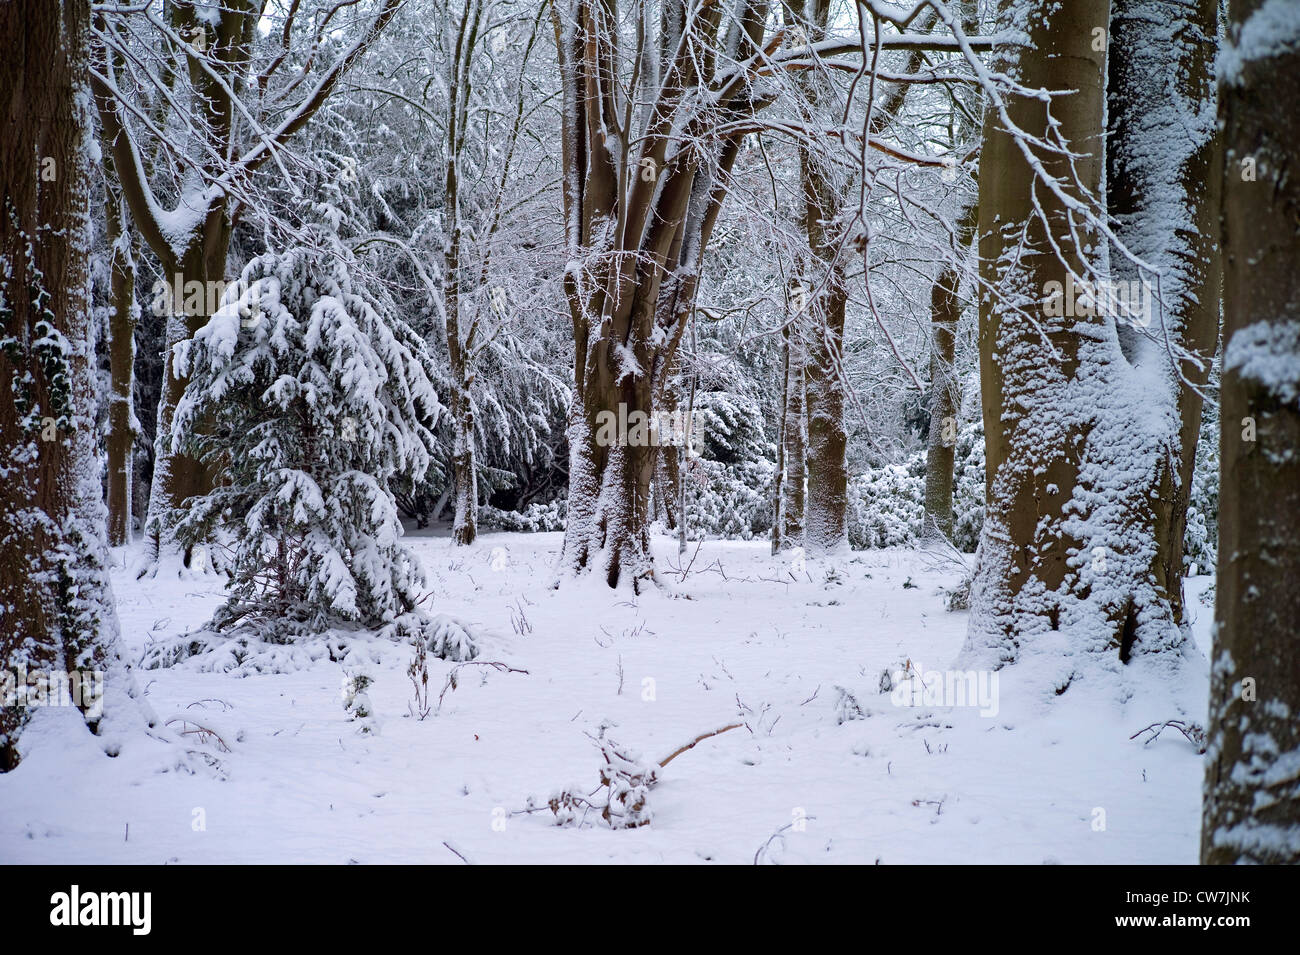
xmin=1107 ymin=0 xmax=1222 ymax=626
xmin=923 ymin=39 xmax=980 ymax=543
xmin=102 ymin=160 xmax=138 ymax=547
xmin=655 ymin=374 xmax=682 ymax=531
xmin=442 ymin=0 xmax=483 ymax=546
xmin=142 ymin=239 xmax=225 ymax=556
xmin=794 ymin=0 xmax=935 ymax=557
xmin=969 ymin=0 xmax=1215 ymax=667
xmin=782 ymin=321 xmax=807 ymax=546
xmin=552 ymin=1 xmax=757 ymax=588
xmin=968 ymin=0 xmax=1111 ymax=658
xmin=1 ymin=0 xmax=130 ymax=768
xmin=922 ymin=263 xmax=961 ymax=541
xmin=802 ymin=283 xmax=849 ymax=555
xmin=1202 ymin=0 xmax=1300 ymax=864
xmin=771 ymin=324 xmax=790 ymax=554
xmin=795 ymin=3 xmax=849 ymax=558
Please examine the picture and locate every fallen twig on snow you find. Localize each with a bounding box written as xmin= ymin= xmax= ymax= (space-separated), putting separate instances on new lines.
xmin=436 ymin=660 xmax=530 ymax=714
xmin=1130 ymin=719 xmax=1206 ymax=753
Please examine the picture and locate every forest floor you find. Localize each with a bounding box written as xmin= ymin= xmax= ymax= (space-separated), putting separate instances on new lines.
xmin=0 ymin=528 xmax=1216 ymax=864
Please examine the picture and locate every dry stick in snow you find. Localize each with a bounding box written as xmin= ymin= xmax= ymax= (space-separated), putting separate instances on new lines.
xmin=443 ymin=841 xmax=472 ymax=865
xmin=657 ymin=723 xmax=743 ymax=769
xmin=436 ymin=661 xmax=530 ymax=713
xmin=164 ymin=717 xmax=231 ymax=752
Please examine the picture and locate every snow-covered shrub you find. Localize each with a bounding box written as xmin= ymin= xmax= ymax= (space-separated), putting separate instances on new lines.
xmin=170 ymin=229 xmax=441 ymax=638
xmin=1184 ymin=395 xmax=1219 ymax=574
xmin=479 ymin=498 xmax=567 ymax=532
xmin=342 ymin=647 xmax=378 ymax=735
xmin=677 ymin=391 xmax=777 ymax=539
xmin=848 ymin=421 xmax=985 ymax=552
xmin=849 ymin=463 xmax=924 ymax=549
xmin=379 ymin=612 xmax=478 ymax=663
xmin=950 ymin=424 xmax=987 ymax=552
xmin=691 ymin=391 xmax=768 ymax=465
xmin=683 ymin=456 xmax=776 ymax=540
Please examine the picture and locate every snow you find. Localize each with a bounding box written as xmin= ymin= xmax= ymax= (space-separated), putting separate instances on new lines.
xmin=1224 ymin=320 xmax=1300 ymax=408
xmin=0 ymin=530 xmax=1215 ymax=864
xmin=1218 ymin=0 xmax=1300 ymax=84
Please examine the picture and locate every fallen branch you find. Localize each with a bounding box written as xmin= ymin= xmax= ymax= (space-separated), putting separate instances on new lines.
xmin=436 ymin=660 xmax=529 ymax=713
xmin=1130 ymin=720 xmax=1206 ymax=753
xmin=164 ymin=717 xmax=231 ymax=752
xmin=658 ymin=722 xmax=744 ymax=768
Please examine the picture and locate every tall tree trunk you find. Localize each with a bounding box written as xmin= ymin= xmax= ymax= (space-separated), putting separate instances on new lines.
xmin=103 ymin=179 xmax=137 ymax=547
xmin=795 ymin=2 xmax=849 ymax=558
xmin=922 ymin=262 xmax=961 ymax=541
xmin=1107 ymin=0 xmax=1222 ymax=626
xmin=794 ymin=0 xmax=936 ymax=557
xmin=551 ymin=1 xmax=756 ymax=588
xmin=970 ymin=0 xmax=1214 ymax=667
xmin=968 ymin=0 xmax=1113 ymax=659
xmin=443 ymin=177 xmax=478 ymax=548
xmin=142 ymin=238 xmax=225 ymax=557
xmin=1 ymin=0 xmax=137 ymax=769
xmin=655 ymin=372 xmax=682 ymax=531
xmin=782 ymin=320 xmax=807 ymax=546
xmin=923 ymin=34 xmax=980 ymax=543
xmin=802 ymin=282 xmax=849 ymax=555
xmin=1202 ymin=0 xmax=1300 ymax=865
xmin=771 ymin=323 xmax=790 ymax=553
xmin=442 ymin=0 xmax=481 ymax=546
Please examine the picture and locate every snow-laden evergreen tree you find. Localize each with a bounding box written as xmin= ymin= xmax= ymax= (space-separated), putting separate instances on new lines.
xmin=170 ymin=227 xmax=442 ymax=639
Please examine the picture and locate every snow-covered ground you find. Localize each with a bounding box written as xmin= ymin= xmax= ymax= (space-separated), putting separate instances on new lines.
xmin=0 ymin=529 xmax=1216 ymax=864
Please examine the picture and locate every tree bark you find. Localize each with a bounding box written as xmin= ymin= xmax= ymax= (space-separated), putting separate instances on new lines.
xmin=922 ymin=262 xmax=961 ymax=541
xmin=442 ymin=0 xmax=483 ymax=546
xmin=1202 ymin=0 xmax=1300 ymax=864
xmin=802 ymin=282 xmax=849 ymax=555
xmin=923 ymin=25 xmax=980 ymax=543
xmin=102 ymin=156 xmax=138 ymax=547
xmin=794 ymin=2 xmax=849 ymax=557
xmin=782 ymin=319 xmax=807 ymax=546
xmin=968 ymin=0 xmax=1111 ymax=659
xmin=970 ymin=0 xmax=1215 ymax=667
xmin=1107 ymin=0 xmax=1222 ymax=626
xmin=1 ymin=0 xmax=127 ymax=769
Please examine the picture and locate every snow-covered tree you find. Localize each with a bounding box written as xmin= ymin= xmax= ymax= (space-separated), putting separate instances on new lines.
xmin=965 ymin=0 xmax=1218 ymax=668
xmin=552 ymin=0 xmax=981 ymax=588
xmin=1 ymin=0 xmax=152 ymax=770
xmin=1202 ymin=0 xmax=1300 ymax=865
xmin=170 ymin=228 xmax=441 ymax=636
xmin=90 ymin=0 xmax=405 ymax=560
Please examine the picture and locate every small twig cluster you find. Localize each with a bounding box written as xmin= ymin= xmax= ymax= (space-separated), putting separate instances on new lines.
xmin=1130 ymin=719 xmax=1207 ymax=753
xmin=407 ymin=638 xmax=431 ymax=720
xmin=436 ymin=660 xmax=529 ymax=714
xmin=510 ymin=598 xmax=533 ymax=636
xmin=164 ymin=717 xmax=231 ymax=752
xmin=544 ymin=722 xmax=743 ymax=830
